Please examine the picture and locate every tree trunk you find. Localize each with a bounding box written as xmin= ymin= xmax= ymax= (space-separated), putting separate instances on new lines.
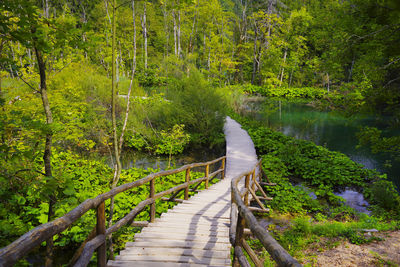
xmin=162 ymin=2 xmax=169 ymax=58
xmin=348 ymin=57 xmax=355 ymax=82
xmin=34 ymin=47 xmax=54 ymax=267
xmin=251 ymin=25 xmax=258 ymax=85
xmin=119 ymin=0 xmax=137 ymax=153
xmin=177 ymin=10 xmax=181 ymax=58
xmin=279 ymin=49 xmax=287 ymax=87
xmin=173 ymin=11 xmax=177 ymax=56
xmin=44 ymin=0 xmax=50 ymax=18
xmin=188 ymin=1 xmax=199 ymax=54
xmin=142 ymin=1 xmax=148 ymax=69
xmin=108 ymin=0 xmax=122 ymax=259
xmin=327 ymin=73 xmax=330 ymax=92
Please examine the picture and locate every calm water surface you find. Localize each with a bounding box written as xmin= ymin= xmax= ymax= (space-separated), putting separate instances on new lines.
xmin=246 ymin=99 xmax=400 ymax=190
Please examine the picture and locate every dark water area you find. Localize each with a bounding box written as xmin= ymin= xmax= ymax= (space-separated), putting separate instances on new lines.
xmin=244 ymin=98 xmax=400 ymax=191
xmin=113 ymin=144 xmax=226 ymax=172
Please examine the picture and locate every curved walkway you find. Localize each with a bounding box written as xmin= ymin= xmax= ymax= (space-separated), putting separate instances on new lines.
xmin=107 ymin=117 xmax=257 ymax=267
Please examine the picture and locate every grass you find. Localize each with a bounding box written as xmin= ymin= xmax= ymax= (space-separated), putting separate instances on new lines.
xmin=244 ymin=212 xmax=400 ymax=264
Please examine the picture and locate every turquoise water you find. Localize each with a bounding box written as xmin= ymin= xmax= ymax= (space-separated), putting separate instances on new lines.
xmin=247 ymin=99 xmax=400 ymax=190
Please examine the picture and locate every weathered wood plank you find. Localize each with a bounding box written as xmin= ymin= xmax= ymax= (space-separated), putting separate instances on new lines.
xmin=139 ymin=228 xmax=229 ymax=237
xmin=154 ymin=217 xmax=229 ymax=227
xmin=125 ymin=240 xmax=230 ymax=250
xmin=107 ymin=260 xmax=230 ymax=267
xmin=115 ymin=254 xmax=230 ymax=266
xmin=142 ymin=223 xmax=229 ymax=233
xmin=134 ymin=233 xmax=230 ymax=244
xmin=119 ymin=247 xmax=230 ymax=259
xmin=166 ymin=210 xmax=230 ymax=218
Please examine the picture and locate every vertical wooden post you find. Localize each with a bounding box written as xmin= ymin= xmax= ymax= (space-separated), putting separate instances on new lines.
xmin=244 ymin=174 xmax=250 ymax=206
xmin=205 ymin=164 xmax=209 ymax=189
xmin=221 ymin=157 xmax=226 ymax=179
xmin=185 ymin=168 xmax=190 ymax=200
xmin=150 ymin=179 xmax=155 ymax=222
xmin=96 ymin=201 xmax=106 ymax=267
xmin=233 ymin=212 xmax=245 ymax=266
xmin=252 ymin=169 xmax=256 ymax=193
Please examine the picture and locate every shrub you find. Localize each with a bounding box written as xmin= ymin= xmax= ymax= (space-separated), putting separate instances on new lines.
xmin=149 ymin=68 xmax=227 ymax=148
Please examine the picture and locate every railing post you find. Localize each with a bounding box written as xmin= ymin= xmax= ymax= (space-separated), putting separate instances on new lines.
xmin=205 ymin=164 xmax=209 ymax=189
xmin=96 ymin=201 xmax=106 ymax=267
xmin=233 ymin=212 xmax=245 ymax=267
xmin=221 ymin=157 xmax=226 ymax=179
xmin=244 ymin=174 xmax=250 ymax=206
xmin=150 ymin=179 xmax=155 ymax=223
xmin=185 ymin=168 xmax=191 ymax=200
xmin=252 ymin=169 xmax=256 ymax=193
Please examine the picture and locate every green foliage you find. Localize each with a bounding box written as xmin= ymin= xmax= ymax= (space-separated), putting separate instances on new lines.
xmin=364 ymin=179 xmax=400 ymax=216
xmin=0 ymin=149 xmax=207 ymax=251
xmin=231 ymin=113 xmax=399 ymax=217
xmin=357 ymin=126 xmax=400 ymax=161
xmin=124 ymin=132 xmax=147 ymax=151
xmin=242 ymin=84 xmax=328 ymax=99
xmin=149 ymin=69 xmax=227 ymax=148
xmin=155 ymin=124 xmax=190 ymax=155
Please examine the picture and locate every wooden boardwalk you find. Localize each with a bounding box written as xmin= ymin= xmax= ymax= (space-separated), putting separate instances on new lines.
xmin=108 ymin=117 xmax=257 ymax=267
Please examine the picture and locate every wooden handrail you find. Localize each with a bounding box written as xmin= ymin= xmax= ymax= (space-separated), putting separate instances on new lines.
xmin=0 ymin=156 xmax=226 ymax=267
xmin=230 ymin=159 xmax=302 ymax=267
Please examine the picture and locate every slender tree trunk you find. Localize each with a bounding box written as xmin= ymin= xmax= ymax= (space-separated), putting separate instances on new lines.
xmin=142 ymin=1 xmax=148 ymax=69
xmin=207 ymin=29 xmax=211 ymax=74
xmin=241 ymin=0 xmax=247 ymax=42
xmin=119 ymin=0 xmax=137 ymax=152
xmin=289 ymin=67 xmax=294 ymax=88
xmin=188 ymin=1 xmax=199 ymax=54
xmin=44 ymin=0 xmax=49 ymax=18
xmin=173 ymin=11 xmax=177 ymax=56
xmin=34 ymin=47 xmax=54 ymax=267
xmin=279 ymin=49 xmax=287 ymax=87
xmin=327 ymin=73 xmax=330 ymax=92
xmin=251 ymin=25 xmax=258 ymax=85
xmin=108 ymin=0 xmax=122 ymax=259
xmin=104 ymin=0 xmax=112 ymax=25
xmin=177 ymin=10 xmax=181 ymax=58
xmin=162 ymin=2 xmax=169 ymax=58
xmin=348 ymin=57 xmax=355 ymax=82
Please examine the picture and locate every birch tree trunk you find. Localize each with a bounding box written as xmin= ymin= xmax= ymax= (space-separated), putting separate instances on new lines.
xmin=142 ymin=1 xmax=148 ymax=69
xmin=279 ymin=49 xmax=287 ymax=87
xmin=177 ymin=10 xmax=181 ymax=58
xmin=173 ymin=11 xmax=177 ymax=56
xmin=188 ymin=1 xmax=199 ymax=54
xmin=162 ymin=2 xmax=169 ymax=58
xmin=119 ymin=0 xmax=137 ymax=152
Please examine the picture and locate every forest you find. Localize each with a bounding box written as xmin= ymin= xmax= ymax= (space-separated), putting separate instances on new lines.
xmin=1 ymin=0 xmax=400 ymax=265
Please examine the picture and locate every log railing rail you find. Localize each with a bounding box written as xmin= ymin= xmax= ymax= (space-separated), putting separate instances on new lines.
xmin=0 ymin=156 xmax=226 ymax=267
xmin=230 ymin=159 xmax=302 ymax=267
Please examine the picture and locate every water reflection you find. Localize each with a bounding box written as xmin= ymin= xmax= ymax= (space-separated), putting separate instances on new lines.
xmin=109 ymin=146 xmax=225 ymax=172
xmin=246 ymin=99 xmax=399 ymax=190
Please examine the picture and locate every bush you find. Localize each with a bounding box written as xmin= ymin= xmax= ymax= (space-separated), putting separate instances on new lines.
xmin=149 ymin=68 xmax=227 ymax=148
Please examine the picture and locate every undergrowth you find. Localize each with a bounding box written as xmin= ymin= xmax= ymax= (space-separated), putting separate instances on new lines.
xmin=230 ymin=112 xmax=400 ymax=265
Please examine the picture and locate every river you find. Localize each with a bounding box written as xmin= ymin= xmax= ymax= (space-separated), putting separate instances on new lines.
xmin=244 ymin=98 xmax=400 ymax=191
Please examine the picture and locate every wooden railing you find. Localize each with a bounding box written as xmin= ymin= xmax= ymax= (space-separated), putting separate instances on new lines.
xmin=230 ymin=160 xmax=302 ymax=267
xmin=0 ymin=156 xmax=226 ymax=267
